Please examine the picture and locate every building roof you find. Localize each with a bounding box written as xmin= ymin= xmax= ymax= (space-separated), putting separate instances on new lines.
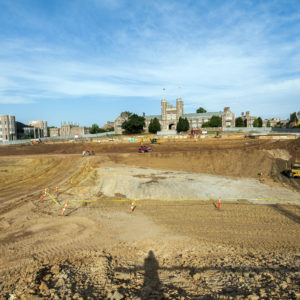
xmin=183 ymin=112 xmax=223 ymax=117
xmin=145 ymin=115 xmax=161 ymax=119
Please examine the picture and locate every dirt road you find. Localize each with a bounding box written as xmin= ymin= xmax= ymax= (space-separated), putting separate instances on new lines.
xmin=0 ymin=139 xmax=299 ymax=299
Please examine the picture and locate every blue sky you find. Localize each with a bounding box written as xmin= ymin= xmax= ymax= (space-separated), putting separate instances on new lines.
xmin=0 ymin=0 xmax=299 ymax=127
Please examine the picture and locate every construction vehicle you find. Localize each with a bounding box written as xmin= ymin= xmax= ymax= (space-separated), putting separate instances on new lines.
xmin=140 ymin=136 xmax=152 ymax=145
xmin=31 ymin=138 xmax=42 ymax=144
xmin=138 ymin=145 xmax=152 ymax=153
xmin=82 ymin=149 xmax=95 ymax=156
xmin=150 ymin=138 xmax=161 ymax=144
xmin=285 ymin=162 xmax=300 ymax=178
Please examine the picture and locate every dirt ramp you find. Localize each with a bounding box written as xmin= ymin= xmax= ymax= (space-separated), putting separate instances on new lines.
xmin=113 ymin=148 xmax=274 ymax=179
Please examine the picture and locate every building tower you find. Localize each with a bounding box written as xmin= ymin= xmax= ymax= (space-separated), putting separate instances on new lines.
xmin=176 ymin=98 xmax=184 ymax=122
xmin=161 ymin=98 xmax=167 ymax=131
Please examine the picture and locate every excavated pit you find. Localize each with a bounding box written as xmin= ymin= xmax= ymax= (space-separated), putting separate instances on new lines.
xmin=0 ymin=138 xmax=299 ymax=299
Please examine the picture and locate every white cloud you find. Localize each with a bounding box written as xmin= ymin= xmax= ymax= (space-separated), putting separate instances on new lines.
xmin=0 ymin=0 xmax=299 ymax=119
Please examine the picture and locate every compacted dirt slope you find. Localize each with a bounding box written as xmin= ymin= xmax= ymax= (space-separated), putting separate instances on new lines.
xmin=0 ymin=138 xmax=299 ymax=299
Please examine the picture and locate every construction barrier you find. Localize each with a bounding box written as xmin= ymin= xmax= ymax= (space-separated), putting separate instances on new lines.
xmin=65 ymin=197 xmax=300 ymax=203
xmin=130 ymin=200 xmax=136 ymax=214
xmin=39 ymin=188 xmax=47 ymax=202
xmin=217 ymin=197 xmax=221 ymax=210
xmin=47 ymin=192 xmax=60 ymax=205
xmin=61 ymin=200 xmax=69 ymax=216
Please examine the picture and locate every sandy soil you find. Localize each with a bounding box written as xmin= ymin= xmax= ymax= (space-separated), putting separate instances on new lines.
xmin=0 ymin=138 xmax=299 ymax=299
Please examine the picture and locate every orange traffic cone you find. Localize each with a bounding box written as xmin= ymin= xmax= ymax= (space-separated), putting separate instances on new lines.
xmin=217 ymin=198 xmax=221 ymax=210
xmin=130 ymin=200 xmax=136 ymax=214
xmin=61 ymin=200 xmax=69 ymax=216
xmin=39 ymin=188 xmax=47 ymax=202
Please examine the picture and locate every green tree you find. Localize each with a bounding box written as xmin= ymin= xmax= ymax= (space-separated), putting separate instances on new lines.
xmin=290 ymin=112 xmax=297 ymax=122
xmin=90 ymin=124 xmax=100 ymax=134
xmin=196 ymin=107 xmax=207 ymax=113
xmin=121 ymin=114 xmax=145 ymax=134
xmin=267 ymin=120 xmax=271 ymax=127
xmin=253 ymin=117 xmax=263 ymax=127
xmin=183 ymin=117 xmax=190 ymax=131
xmin=235 ymin=117 xmax=244 ymax=127
xmin=176 ymin=117 xmax=184 ymax=132
xmin=257 ymin=117 xmax=263 ymax=127
xmin=148 ymin=117 xmax=161 ymax=133
xmin=202 ymin=122 xmax=210 ymax=128
xmin=176 ymin=117 xmax=190 ymax=132
xmin=209 ymin=115 xmax=222 ymax=127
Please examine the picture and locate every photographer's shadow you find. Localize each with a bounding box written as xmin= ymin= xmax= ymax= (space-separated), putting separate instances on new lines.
xmin=141 ymin=250 xmax=163 ymax=299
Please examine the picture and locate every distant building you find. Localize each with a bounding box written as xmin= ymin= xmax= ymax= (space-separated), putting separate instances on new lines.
xmin=102 ymin=121 xmax=114 ymax=131
xmin=23 ymin=126 xmax=43 ymax=139
xmin=114 ymin=99 xmax=235 ymax=134
xmin=289 ymin=112 xmax=300 ymax=128
xmin=0 ymin=115 xmax=17 ymax=141
xmin=240 ymin=111 xmax=257 ymax=128
xmin=144 ymin=99 xmax=235 ymax=132
xmin=49 ymin=127 xmax=60 ymax=137
xmin=114 ymin=113 xmax=129 ymax=134
xmin=60 ymin=122 xmax=89 ymax=136
xmin=29 ymin=120 xmax=48 ymax=137
xmin=263 ymin=118 xmax=281 ymax=127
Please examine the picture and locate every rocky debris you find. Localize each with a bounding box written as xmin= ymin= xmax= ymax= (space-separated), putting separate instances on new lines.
xmin=0 ymin=248 xmax=299 ymax=299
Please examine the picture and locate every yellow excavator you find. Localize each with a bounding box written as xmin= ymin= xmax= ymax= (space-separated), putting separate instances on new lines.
xmin=285 ymin=162 xmax=300 ymax=178
xmin=150 ymin=138 xmax=161 ymax=144
xmin=140 ymin=137 xmax=161 ymax=145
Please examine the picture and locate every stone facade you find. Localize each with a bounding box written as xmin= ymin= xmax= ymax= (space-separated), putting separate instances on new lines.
xmin=102 ymin=121 xmax=115 ymax=130
xmin=49 ymin=128 xmax=60 ymax=137
xmin=145 ymin=99 xmax=235 ymax=132
xmin=60 ymin=123 xmax=89 ymax=136
xmin=263 ymin=118 xmax=281 ymax=127
xmin=0 ymin=115 xmax=17 ymax=141
xmin=114 ymin=113 xmax=129 ymax=134
xmin=29 ymin=120 xmax=48 ymax=137
xmin=114 ymin=99 xmax=235 ymax=134
xmin=23 ymin=126 xmax=43 ymax=139
xmin=240 ymin=111 xmax=257 ymax=128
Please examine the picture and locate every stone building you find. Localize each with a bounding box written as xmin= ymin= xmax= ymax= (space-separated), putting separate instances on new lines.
xmin=114 ymin=113 xmax=129 ymax=134
xmin=60 ymin=123 xmax=89 ymax=136
xmin=262 ymin=118 xmax=281 ymax=127
xmin=29 ymin=120 xmax=48 ymax=137
xmin=49 ymin=127 xmax=60 ymax=137
xmin=240 ymin=111 xmax=257 ymax=127
xmin=102 ymin=121 xmax=115 ymax=131
xmin=114 ymin=99 xmax=235 ymax=134
xmin=145 ymin=99 xmax=235 ymax=132
xmin=23 ymin=126 xmax=43 ymax=139
xmin=0 ymin=115 xmax=17 ymax=141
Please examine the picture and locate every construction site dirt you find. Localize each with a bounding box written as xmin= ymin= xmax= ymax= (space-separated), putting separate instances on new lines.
xmin=0 ymin=138 xmax=299 ymax=299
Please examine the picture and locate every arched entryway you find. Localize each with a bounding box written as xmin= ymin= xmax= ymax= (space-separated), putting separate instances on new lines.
xmin=168 ymin=123 xmax=175 ymax=130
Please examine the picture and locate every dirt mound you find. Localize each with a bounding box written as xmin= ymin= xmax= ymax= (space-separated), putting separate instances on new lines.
xmin=2 ymin=248 xmax=299 ymax=299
